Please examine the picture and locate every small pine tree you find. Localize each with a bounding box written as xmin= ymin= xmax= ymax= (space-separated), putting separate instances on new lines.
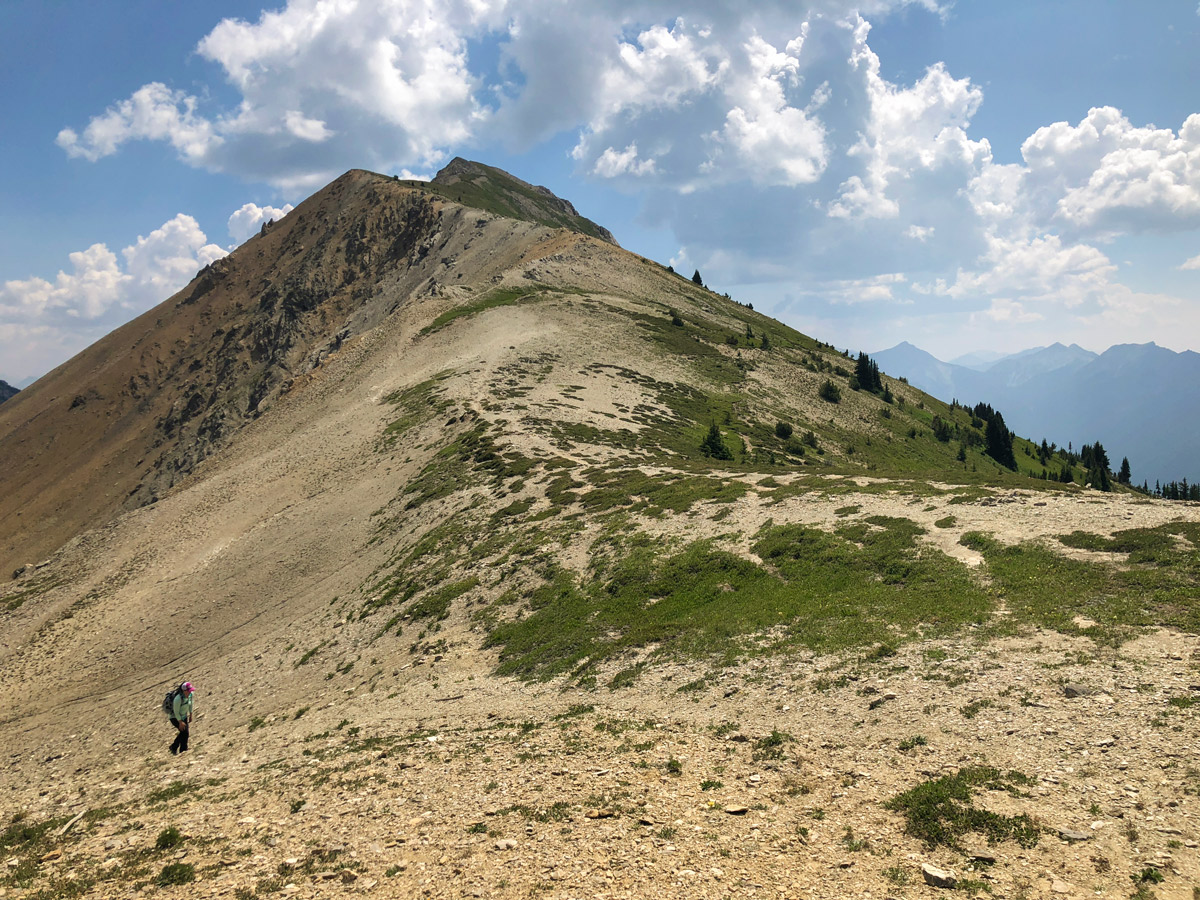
xmin=1118 ymin=457 xmax=1131 ymax=485
xmin=775 ymin=421 xmax=793 ymax=440
xmin=692 ymin=269 xmax=703 ymax=286
xmin=931 ymin=416 xmax=952 ymax=443
xmin=984 ymin=411 xmax=1017 ymax=470
xmin=818 ymin=380 xmax=841 ymax=403
xmin=700 ymin=423 xmax=732 ymax=460
xmin=760 ymin=333 xmax=770 ymax=350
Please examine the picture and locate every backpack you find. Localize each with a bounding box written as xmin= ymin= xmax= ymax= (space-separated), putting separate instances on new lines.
xmin=161 ymin=686 xmax=181 ymax=717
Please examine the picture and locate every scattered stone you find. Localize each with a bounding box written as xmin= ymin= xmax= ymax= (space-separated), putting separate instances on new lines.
xmin=339 ymin=870 xmax=358 ymax=884
xmin=57 ymin=810 xmax=86 ymax=836
xmin=1057 ymin=829 xmax=1092 ymax=842
xmin=494 ymin=839 xmax=518 ymax=851
xmin=39 ymin=850 xmax=62 ymax=862
xmin=1062 ymin=684 xmax=1096 ymax=698
xmin=724 ymin=805 xmax=749 ymax=816
xmin=921 ymin=863 xmax=956 ymax=889
xmin=1051 ymin=879 xmax=1072 ymax=894
xmin=967 ymin=849 xmax=996 ymax=864
xmin=584 ymin=809 xmax=615 ymax=819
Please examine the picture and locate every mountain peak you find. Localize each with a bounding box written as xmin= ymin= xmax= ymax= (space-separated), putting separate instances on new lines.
xmin=411 ymin=157 xmax=618 ymax=246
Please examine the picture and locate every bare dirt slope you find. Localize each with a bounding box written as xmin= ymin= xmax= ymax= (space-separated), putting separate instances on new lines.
xmin=1 ymin=166 xmax=1198 ymax=899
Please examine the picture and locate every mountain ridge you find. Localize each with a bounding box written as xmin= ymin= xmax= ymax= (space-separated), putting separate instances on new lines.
xmin=1 ymin=160 xmax=1199 ymax=900
xmin=874 ymin=340 xmax=1199 ymax=485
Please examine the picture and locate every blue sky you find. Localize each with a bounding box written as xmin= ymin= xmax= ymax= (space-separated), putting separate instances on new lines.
xmin=2 ymin=0 xmax=1199 ymax=385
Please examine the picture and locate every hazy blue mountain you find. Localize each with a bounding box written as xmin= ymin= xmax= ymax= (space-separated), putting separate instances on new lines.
xmin=872 ymin=342 xmax=979 ymax=402
xmin=0 ymin=380 xmax=18 ymax=404
xmin=873 ymin=341 xmax=1199 ymax=487
xmin=983 ymin=343 xmax=1096 ymax=389
xmin=947 ymin=349 xmax=1009 ymax=371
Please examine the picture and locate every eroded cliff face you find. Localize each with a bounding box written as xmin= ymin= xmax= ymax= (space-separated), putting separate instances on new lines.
xmin=0 ymin=169 xmax=555 ymax=571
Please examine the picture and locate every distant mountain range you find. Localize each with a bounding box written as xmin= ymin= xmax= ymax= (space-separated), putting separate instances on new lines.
xmin=873 ymin=341 xmax=1200 ymax=488
xmin=0 ymin=380 xmax=18 ymax=404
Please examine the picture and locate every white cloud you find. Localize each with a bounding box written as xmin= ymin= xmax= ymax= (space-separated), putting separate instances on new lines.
xmin=945 ymin=233 xmax=1116 ymax=307
xmin=0 ymin=244 xmax=129 ymax=321
xmin=973 ymin=298 xmax=1043 ymax=325
xmin=228 ymin=202 xmax=295 ymax=245
xmin=56 ymin=82 xmax=220 ymax=164
xmin=0 ymin=216 xmax=226 ymax=381
xmin=1019 ymin=108 xmax=1200 ymax=236
xmin=592 ymin=143 xmax=657 ymax=178
xmin=1181 ymin=253 xmax=1200 ymax=270
xmin=829 ymin=18 xmax=987 ymax=220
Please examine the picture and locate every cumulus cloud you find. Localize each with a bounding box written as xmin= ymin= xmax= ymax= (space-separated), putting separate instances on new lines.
xmin=0 ymin=216 xmax=226 ymax=382
xmin=228 ymin=202 xmax=295 ymax=245
xmin=56 ymin=82 xmax=220 ymax=164
xmin=591 ymin=143 xmax=657 ymax=178
xmin=1019 ymin=108 xmax=1200 ymax=236
xmin=1181 ymin=253 xmax=1200 ymax=270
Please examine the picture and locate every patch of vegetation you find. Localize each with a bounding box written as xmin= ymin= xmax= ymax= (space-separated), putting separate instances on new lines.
xmin=420 ymin=285 xmax=550 ymax=335
xmin=407 ymin=577 xmax=479 ymax=622
xmin=2 ymin=575 xmax=62 ymax=612
xmin=486 ymin=518 xmax=989 ymax=681
xmin=753 ymin=729 xmax=793 ymax=761
xmin=934 ymin=515 xmax=956 ymax=528
xmin=884 ymin=766 xmax=1040 ymax=850
xmin=157 ymin=862 xmax=196 ymax=886
xmin=146 ymin=780 xmax=194 ymax=805
xmin=960 ymin=698 xmax=995 ymax=719
xmin=155 ymin=826 xmax=183 ymax=850
xmin=379 ymin=371 xmax=455 ymax=446
xmin=973 ymin=523 xmax=1200 ymax=641
xmin=897 ymin=735 xmax=927 ymax=751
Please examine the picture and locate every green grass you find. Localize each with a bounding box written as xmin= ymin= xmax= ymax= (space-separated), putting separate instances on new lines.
xmin=146 ymin=780 xmax=194 ymax=805
xmin=379 ymin=371 xmax=455 ymax=446
xmin=157 ymin=863 xmax=195 ymax=886
xmin=884 ymin=767 xmax=1040 ymax=850
xmin=967 ymin=524 xmax=1200 ymax=642
xmin=420 ymin=285 xmax=551 ymax=336
xmin=400 ymin=165 xmax=613 ymax=241
xmin=484 ymin=516 xmax=990 ymax=680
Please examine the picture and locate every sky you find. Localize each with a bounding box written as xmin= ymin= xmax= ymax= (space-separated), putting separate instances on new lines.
xmin=2 ymin=1 xmax=1199 ymax=386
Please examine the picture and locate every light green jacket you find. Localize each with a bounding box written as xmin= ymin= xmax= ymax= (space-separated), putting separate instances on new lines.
xmin=172 ymin=692 xmax=194 ymax=721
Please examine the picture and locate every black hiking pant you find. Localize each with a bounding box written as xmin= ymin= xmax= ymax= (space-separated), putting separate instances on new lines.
xmin=169 ymin=718 xmax=189 ymax=753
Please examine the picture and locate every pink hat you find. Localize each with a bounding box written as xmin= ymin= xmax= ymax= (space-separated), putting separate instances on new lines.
xmin=182 ymin=682 xmax=193 ymax=693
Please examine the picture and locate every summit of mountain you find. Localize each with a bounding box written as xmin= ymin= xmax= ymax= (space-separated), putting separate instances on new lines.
xmin=410 ymin=156 xmax=618 ymax=245
xmin=0 ymin=379 xmax=17 ymax=404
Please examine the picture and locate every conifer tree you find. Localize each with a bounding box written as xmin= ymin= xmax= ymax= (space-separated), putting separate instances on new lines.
xmin=984 ymin=411 xmax=1017 ymax=469
xmin=692 ymin=269 xmax=703 ymax=286
xmin=700 ymin=423 xmax=732 ymax=460
xmin=1118 ymin=457 xmax=1131 ymax=485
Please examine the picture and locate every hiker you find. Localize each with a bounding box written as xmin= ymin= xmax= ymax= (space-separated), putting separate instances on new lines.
xmin=166 ymin=682 xmax=195 ymax=755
